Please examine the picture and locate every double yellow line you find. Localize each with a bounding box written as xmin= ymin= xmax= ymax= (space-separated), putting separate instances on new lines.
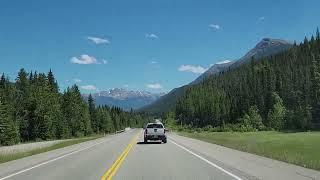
xmin=101 ymin=132 xmax=140 ymax=180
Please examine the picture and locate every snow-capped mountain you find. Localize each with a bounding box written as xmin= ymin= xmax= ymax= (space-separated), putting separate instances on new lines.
xmin=83 ymin=88 xmax=165 ymax=110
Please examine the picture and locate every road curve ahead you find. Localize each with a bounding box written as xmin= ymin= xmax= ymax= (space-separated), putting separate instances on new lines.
xmin=0 ymin=129 xmax=319 ymax=180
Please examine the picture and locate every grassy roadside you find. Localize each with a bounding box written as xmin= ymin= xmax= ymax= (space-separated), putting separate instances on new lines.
xmin=0 ymin=135 xmax=102 ymax=164
xmin=178 ymin=131 xmax=320 ymax=170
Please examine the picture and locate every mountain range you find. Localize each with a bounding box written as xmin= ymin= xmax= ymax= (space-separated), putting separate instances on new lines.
xmin=84 ymin=38 xmax=292 ymax=112
xmin=83 ymin=88 xmax=165 ymax=110
xmin=140 ymin=38 xmax=293 ymax=113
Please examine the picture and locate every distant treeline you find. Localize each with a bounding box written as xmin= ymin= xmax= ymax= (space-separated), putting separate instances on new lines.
xmin=175 ymin=28 xmax=320 ymax=131
xmin=0 ymin=70 xmax=150 ymax=145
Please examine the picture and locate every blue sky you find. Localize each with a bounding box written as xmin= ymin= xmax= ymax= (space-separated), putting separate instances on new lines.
xmin=1 ymin=0 xmax=320 ymax=93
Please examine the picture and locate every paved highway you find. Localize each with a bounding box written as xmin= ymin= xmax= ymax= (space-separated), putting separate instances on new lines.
xmin=0 ymin=129 xmax=319 ymax=180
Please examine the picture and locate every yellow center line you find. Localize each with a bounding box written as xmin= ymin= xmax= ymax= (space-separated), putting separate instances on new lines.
xmin=101 ymin=132 xmax=140 ymax=180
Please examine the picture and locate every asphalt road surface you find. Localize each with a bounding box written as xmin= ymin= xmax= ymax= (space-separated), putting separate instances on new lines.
xmin=0 ymin=129 xmax=319 ymax=180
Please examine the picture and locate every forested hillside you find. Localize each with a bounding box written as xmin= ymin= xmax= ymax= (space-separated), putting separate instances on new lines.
xmin=139 ymin=85 xmax=189 ymax=114
xmin=0 ymin=69 xmax=149 ymax=145
xmin=176 ymin=29 xmax=320 ymax=131
xmin=141 ymin=38 xmax=292 ymax=114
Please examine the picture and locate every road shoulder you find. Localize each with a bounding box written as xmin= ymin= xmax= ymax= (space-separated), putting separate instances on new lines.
xmin=170 ymin=133 xmax=320 ymax=180
xmin=0 ymin=135 xmax=113 ymax=179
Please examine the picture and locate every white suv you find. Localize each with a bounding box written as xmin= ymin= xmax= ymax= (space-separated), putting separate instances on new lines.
xmin=144 ymin=122 xmax=167 ymax=143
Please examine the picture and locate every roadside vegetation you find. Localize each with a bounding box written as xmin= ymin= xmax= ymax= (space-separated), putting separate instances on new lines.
xmin=0 ymin=135 xmax=101 ymax=164
xmin=162 ymin=110 xmax=320 ymax=170
xmin=162 ymin=112 xmax=320 ymax=170
xmin=0 ymin=69 xmax=151 ymax=146
xmin=175 ymin=29 xmax=320 ymax=132
xmin=178 ymin=131 xmax=320 ymax=170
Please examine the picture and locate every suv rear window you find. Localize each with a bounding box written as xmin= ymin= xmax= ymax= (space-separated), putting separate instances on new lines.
xmin=147 ymin=124 xmax=163 ymax=128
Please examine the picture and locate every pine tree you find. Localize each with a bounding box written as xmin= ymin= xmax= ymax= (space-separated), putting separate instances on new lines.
xmin=16 ymin=68 xmax=29 ymax=92
xmin=248 ymin=106 xmax=265 ymax=130
xmin=293 ymin=40 xmax=297 ymax=46
xmin=29 ymin=71 xmax=33 ymax=81
xmin=311 ymin=54 xmax=320 ymax=125
xmin=96 ymin=107 xmax=113 ymax=133
xmin=0 ymin=73 xmax=5 ymax=89
xmin=88 ymin=94 xmax=98 ymax=133
xmin=55 ymin=116 xmax=69 ymax=139
xmin=267 ymin=92 xmax=286 ymax=130
xmin=304 ymin=36 xmax=309 ymax=45
xmin=62 ymin=85 xmax=92 ymax=137
xmin=47 ymin=69 xmax=58 ymax=92
xmin=175 ymin=29 xmax=320 ymax=131
xmin=0 ymin=100 xmax=19 ymax=145
xmin=29 ymin=73 xmax=58 ymax=140
xmin=15 ymin=68 xmax=31 ymax=141
xmin=0 ymin=68 xmax=148 ymax=144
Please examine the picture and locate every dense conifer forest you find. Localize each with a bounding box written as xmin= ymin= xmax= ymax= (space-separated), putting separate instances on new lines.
xmin=175 ymin=29 xmax=320 ymax=131
xmin=0 ymin=70 xmax=149 ymax=145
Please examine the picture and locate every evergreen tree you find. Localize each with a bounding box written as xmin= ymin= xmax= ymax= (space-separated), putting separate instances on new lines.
xmin=175 ymin=29 xmax=320 ymax=131
xmin=311 ymin=54 xmax=320 ymax=125
xmin=163 ymin=111 xmax=176 ymax=128
xmin=47 ymin=69 xmax=58 ymax=92
xmin=238 ymin=114 xmax=251 ymax=127
xmin=0 ymin=100 xmax=19 ymax=145
xmin=62 ymin=85 xmax=92 ymax=137
xmin=15 ymin=68 xmax=31 ymax=141
xmin=16 ymin=68 xmax=29 ymax=92
xmin=248 ymin=106 xmax=265 ymax=130
xmin=88 ymin=94 xmax=98 ymax=133
xmin=96 ymin=107 xmax=113 ymax=133
xmin=0 ymin=73 xmax=5 ymax=89
xmin=0 ymin=68 xmax=148 ymax=145
xmin=267 ymin=93 xmax=286 ymax=130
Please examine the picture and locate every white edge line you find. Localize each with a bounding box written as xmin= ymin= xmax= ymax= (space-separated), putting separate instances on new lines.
xmin=0 ymin=138 xmax=110 ymax=180
xmin=169 ymin=138 xmax=243 ymax=180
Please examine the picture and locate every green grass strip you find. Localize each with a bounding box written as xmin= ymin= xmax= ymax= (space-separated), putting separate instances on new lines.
xmin=0 ymin=136 xmax=102 ymax=164
xmin=179 ymin=131 xmax=320 ymax=170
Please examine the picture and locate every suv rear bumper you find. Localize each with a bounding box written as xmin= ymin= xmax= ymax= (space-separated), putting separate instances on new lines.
xmin=145 ymin=134 xmax=167 ymax=141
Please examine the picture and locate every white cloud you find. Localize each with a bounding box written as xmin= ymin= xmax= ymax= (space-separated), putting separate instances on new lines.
xmin=146 ymin=83 xmax=162 ymax=89
xmin=259 ymin=16 xmax=265 ymax=21
xmin=145 ymin=33 xmax=159 ymax=39
xmin=209 ymin=24 xmax=221 ymax=30
xmin=87 ymin=36 xmax=110 ymax=44
xmin=80 ymin=85 xmax=97 ymax=90
xmin=150 ymin=57 xmax=158 ymax=64
xmin=73 ymin=78 xmax=82 ymax=83
xmin=102 ymin=59 xmax=108 ymax=64
xmin=215 ymin=60 xmax=231 ymax=64
xmin=178 ymin=65 xmax=207 ymax=74
xmin=123 ymin=84 xmax=129 ymax=88
xmin=70 ymin=54 xmax=98 ymax=64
